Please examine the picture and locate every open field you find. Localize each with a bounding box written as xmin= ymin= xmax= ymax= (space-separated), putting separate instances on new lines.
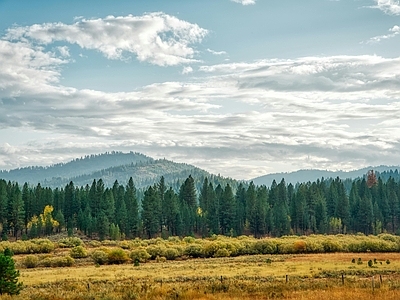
xmin=4 ymin=252 xmax=400 ymax=299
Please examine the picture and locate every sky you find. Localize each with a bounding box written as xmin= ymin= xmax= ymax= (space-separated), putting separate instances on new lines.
xmin=1 ymin=0 xmax=400 ymax=180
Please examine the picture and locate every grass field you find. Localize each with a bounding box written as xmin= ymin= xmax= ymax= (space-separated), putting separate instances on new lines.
xmin=5 ymin=252 xmax=400 ymax=299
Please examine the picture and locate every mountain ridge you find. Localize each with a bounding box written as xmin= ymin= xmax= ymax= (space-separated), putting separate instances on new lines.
xmin=1 ymin=151 xmax=400 ymax=189
xmin=251 ymin=165 xmax=400 ymax=186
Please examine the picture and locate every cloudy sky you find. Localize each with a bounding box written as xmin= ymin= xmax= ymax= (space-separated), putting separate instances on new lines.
xmin=1 ymin=0 xmax=400 ymax=180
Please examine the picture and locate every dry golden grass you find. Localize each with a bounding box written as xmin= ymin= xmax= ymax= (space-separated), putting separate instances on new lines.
xmin=4 ymin=252 xmax=400 ymax=299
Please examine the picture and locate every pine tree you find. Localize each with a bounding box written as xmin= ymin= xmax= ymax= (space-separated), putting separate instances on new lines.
xmin=163 ymin=188 xmax=180 ymax=236
xmin=7 ymin=183 xmax=25 ymax=239
xmin=219 ymin=184 xmax=236 ymax=235
xmin=206 ymin=182 xmax=219 ymax=235
xmin=141 ymin=186 xmax=160 ymax=238
xmin=179 ymin=176 xmax=197 ymax=235
xmin=272 ymin=179 xmax=290 ymax=237
xmin=0 ymin=252 xmax=23 ymax=295
xmin=235 ymin=183 xmax=246 ymax=235
xmin=125 ymin=177 xmax=139 ymax=238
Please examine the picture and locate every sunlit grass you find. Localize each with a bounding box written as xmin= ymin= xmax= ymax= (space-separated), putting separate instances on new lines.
xmin=8 ymin=252 xmax=400 ymax=299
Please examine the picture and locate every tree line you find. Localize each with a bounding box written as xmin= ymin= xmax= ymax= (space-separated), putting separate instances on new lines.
xmin=0 ymin=170 xmax=400 ymax=240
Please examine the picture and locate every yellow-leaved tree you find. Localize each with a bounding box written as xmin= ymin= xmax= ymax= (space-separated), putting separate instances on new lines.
xmin=27 ymin=205 xmax=59 ymax=237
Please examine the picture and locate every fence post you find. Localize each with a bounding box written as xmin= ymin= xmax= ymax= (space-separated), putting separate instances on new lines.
xmin=341 ymin=274 xmax=344 ymax=285
xmin=286 ymin=275 xmax=289 ymax=283
xmin=372 ymin=276 xmax=375 ymax=291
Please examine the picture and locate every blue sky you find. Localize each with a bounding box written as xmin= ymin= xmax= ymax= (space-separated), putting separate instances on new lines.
xmin=1 ymin=0 xmax=400 ymax=180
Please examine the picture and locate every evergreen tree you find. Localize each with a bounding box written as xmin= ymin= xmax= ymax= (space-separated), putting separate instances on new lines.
xmin=125 ymin=177 xmax=139 ymax=238
xmin=158 ymin=176 xmax=166 ymax=225
xmin=235 ymin=183 xmax=246 ymax=235
xmin=7 ymin=183 xmax=25 ymax=238
xmin=219 ymin=184 xmax=236 ymax=235
xmin=0 ymin=181 xmax=8 ymax=236
xmin=0 ymin=252 xmax=23 ymax=295
xmin=206 ymin=182 xmax=219 ymax=235
xmin=335 ymin=178 xmax=350 ymax=232
xmin=179 ymin=176 xmax=197 ymax=235
xmin=141 ymin=185 xmax=160 ymax=238
xmin=97 ymin=211 xmax=109 ymax=241
xmin=163 ymin=188 xmax=180 ymax=236
xmin=272 ymin=179 xmax=290 ymax=237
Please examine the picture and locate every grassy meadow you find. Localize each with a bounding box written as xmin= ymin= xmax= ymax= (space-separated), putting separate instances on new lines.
xmin=3 ymin=234 xmax=400 ymax=299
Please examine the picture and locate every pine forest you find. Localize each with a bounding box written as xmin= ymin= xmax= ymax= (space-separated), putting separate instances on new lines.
xmin=1 ymin=169 xmax=400 ymax=241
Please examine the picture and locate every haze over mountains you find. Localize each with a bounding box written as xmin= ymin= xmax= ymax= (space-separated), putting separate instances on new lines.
xmin=251 ymin=166 xmax=400 ymax=187
xmin=0 ymin=152 xmax=235 ymax=189
xmin=0 ymin=151 xmax=399 ymax=189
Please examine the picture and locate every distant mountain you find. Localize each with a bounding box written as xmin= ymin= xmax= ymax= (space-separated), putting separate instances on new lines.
xmin=251 ymin=165 xmax=400 ymax=186
xmin=0 ymin=151 xmax=240 ymax=190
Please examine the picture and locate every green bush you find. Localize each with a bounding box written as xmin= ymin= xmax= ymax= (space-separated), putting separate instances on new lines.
xmin=130 ymin=248 xmax=151 ymax=263
xmin=202 ymin=242 xmax=219 ymax=258
xmin=22 ymin=255 xmax=39 ymax=268
xmin=58 ymin=237 xmax=83 ymax=248
xmin=146 ymin=245 xmax=166 ymax=259
xmin=88 ymin=240 xmax=102 ymax=248
xmin=254 ymin=239 xmax=277 ymax=254
xmin=107 ymin=249 xmax=129 ymax=264
xmin=32 ymin=239 xmax=55 ymax=253
xmin=70 ymin=246 xmax=88 ymax=259
xmin=185 ymin=244 xmax=203 ymax=258
xmin=40 ymin=256 xmax=74 ymax=267
xmin=91 ymin=250 xmax=108 ymax=265
xmin=163 ymin=248 xmax=180 ymax=260
xmin=214 ymin=248 xmax=230 ymax=258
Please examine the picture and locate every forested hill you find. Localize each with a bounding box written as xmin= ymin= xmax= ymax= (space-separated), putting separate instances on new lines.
xmin=252 ymin=165 xmax=400 ymax=186
xmin=0 ymin=151 xmax=239 ymax=190
xmin=0 ymin=152 xmax=152 ymax=187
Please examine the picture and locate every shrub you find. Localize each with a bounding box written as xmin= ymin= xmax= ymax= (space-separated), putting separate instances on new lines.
xmin=32 ymin=239 xmax=55 ymax=253
xmin=118 ymin=240 xmax=131 ymax=249
xmin=254 ymin=239 xmax=277 ymax=254
xmin=130 ymin=248 xmax=151 ymax=263
xmin=107 ymin=249 xmax=129 ymax=264
xmin=163 ymin=248 xmax=180 ymax=260
xmin=40 ymin=256 xmax=74 ymax=267
xmin=155 ymin=256 xmax=167 ymax=263
xmin=91 ymin=250 xmax=108 ymax=265
xmin=183 ymin=236 xmax=196 ymax=244
xmin=202 ymin=242 xmax=219 ymax=258
xmin=88 ymin=240 xmax=102 ymax=248
xmin=23 ymin=255 xmax=39 ymax=268
xmin=146 ymin=245 xmax=166 ymax=259
xmin=58 ymin=237 xmax=83 ymax=248
xmin=214 ymin=248 xmax=230 ymax=258
xmin=368 ymin=260 xmax=373 ymax=268
xmin=322 ymin=238 xmax=343 ymax=252
xmin=185 ymin=244 xmax=203 ymax=258
xmin=293 ymin=240 xmax=307 ymax=253
xmin=54 ymin=256 xmax=74 ymax=267
xmin=70 ymin=246 xmax=88 ymax=259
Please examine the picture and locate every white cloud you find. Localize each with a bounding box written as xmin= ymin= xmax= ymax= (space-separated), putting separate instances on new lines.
xmin=182 ymin=66 xmax=193 ymax=74
xmin=56 ymin=46 xmax=70 ymax=57
xmin=371 ymin=0 xmax=400 ymax=15
xmin=6 ymin=13 xmax=208 ymax=66
xmin=207 ymin=48 xmax=227 ymax=55
xmin=231 ymin=0 xmax=256 ymax=5
xmin=2 ymin=34 xmax=400 ymax=178
xmin=365 ymin=25 xmax=400 ymax=44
